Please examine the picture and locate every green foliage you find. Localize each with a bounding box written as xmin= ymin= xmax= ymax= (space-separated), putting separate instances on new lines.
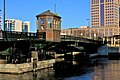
xmin=36 ymin=44 xmax=46 ymax=49
xmin=0 ymin=48 xmax=11 ymax=55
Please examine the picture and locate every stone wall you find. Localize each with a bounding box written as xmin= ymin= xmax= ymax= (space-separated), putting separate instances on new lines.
xmin=0 ymin=59 xmax=55 ymax=74
xmin=108 ymin=46 xmax=120 ymax=53
xmin=98 ymin=45 xmax=108 ymax=56
xmin=37 ymin=59 xmax=55 ymax=70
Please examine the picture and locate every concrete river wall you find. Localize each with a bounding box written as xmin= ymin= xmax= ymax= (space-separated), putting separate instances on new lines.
xmin=98 ymin=44 xmax=120 ymax=56
xmin=0 ymin=59 xmax=55 ymax=74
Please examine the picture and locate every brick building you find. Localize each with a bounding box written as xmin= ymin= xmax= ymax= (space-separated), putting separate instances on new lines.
xmin=36 ymin=10 xmax=61 ymax=42
xmin=61 ymin=0 xmax=120 ymax=38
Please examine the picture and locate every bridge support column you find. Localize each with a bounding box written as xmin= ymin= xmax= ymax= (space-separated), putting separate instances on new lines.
xmin=31 ymin=50 xmax=38 ymax=71
xmin=11 ymin=43 xmax=17 ymax=64
xmin=64 ymin=52 xmax=73 ymax=62
xmin=113 ymin=37 xmax=116 ymax=46
xmin=111 ymin=37 xmax=113 ymax=46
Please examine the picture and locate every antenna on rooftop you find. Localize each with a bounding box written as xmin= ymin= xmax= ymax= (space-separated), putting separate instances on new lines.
xmin=54 ymin=4 xmax=56 ymax=14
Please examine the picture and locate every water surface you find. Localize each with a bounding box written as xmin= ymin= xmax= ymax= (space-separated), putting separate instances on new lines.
xmin=0 ymin=58 xmax=120 ymax=80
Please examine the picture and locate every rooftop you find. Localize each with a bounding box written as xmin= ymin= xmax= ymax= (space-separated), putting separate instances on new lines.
xmin=36 ymin=10 xmax=61 ymax=18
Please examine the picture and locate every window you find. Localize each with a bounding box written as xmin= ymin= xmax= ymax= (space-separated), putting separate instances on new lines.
xmin=54 ymin=20 xmax=56 ymax=28
xmin=9 ymin=23 xmax=12 ymax=31
xmin=100 ymin=0 xmax=104 ymax=3
xmin=48 ymin=18 xmax=52 ymax=28
xmin=22 ymin=25 xmax=28 ymax=32
xmin=100 ymin=4 xmax=104 ymax=26
xmin=40 ymin=18 xmax=45 ymax=24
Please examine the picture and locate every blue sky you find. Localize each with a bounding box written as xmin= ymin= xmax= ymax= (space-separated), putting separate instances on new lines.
xmin=0 ymin=0 xmax=90 ymax=32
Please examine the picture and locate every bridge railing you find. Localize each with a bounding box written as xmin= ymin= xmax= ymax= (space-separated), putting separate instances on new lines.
xmin=1 ymin=31 xmax=45 ymax=41
xmin=0 ymin=31 xmax=104 ymax=45
xmin=60 ymin=35 xmax=102 ymax=44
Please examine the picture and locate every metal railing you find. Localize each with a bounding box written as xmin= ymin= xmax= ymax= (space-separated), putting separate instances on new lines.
xmin=1 ymin=31 xmax=45 ymax=41
xmin=0 ymin=31 xmax=103 ymax=45
xmin=60 ymin=35 xmax=102 ymax=44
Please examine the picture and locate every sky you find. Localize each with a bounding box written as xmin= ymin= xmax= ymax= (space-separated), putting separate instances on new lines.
xmin=0 ymin=0 xmax=90 ymax=32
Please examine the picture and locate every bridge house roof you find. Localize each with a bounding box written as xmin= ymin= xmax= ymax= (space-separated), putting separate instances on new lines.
xmin=36 ymin=10 xmax=61 ymax=19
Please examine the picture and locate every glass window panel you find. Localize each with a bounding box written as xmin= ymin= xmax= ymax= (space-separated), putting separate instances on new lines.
xmin=48 ymin=18 xmax=52 ymax=28
xmin=23 ymin=25 xmax=28 ymax=32
xmin=100 ymin=0 xmax=104 ymax=3
xmin=40 ymin=18 xmax=45 ymax=24
xmin=100 ymin=4 xmax=104 ymax=26
xmin=54 ymin=20 xmax=56 ymax=29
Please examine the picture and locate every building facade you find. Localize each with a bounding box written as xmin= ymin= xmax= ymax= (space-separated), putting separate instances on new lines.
xmin=91 ymin=0 xmax=119 ymax=28
xmin=90 ymin=0 xmax=120 ymax=36
xmin=36 ymin=10 xmax=61 ymax=42
xmin=5 ymin=19 xmax=30 ymax=32
xmin=61 ymin=0 xmax=120 ymax=38
xmin=61 ymin=27 xmax=119 ymax=39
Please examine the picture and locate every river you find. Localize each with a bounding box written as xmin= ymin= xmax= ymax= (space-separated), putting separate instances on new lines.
xmin=0 ymin=58 xmax=120 ymax=80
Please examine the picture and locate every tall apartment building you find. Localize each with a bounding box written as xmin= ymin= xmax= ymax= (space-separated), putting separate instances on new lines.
xmin=91 ymin=0 xmax=120 ymax=36
xmin=61 ymin=0 xmax=120 ymax=38
xmin=91 ymin=0 xmax=119 ymax=27
xmin=5 ymin=19 xmax=30 ymax=32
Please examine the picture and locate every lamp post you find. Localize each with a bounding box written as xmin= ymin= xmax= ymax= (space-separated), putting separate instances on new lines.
xmin=0 ymin=10 xmax=2 ymax=30
xmin=3 ymin=0 xmax=6 ymax=31
xmin=80 ymin=33 xmax=83 ymax=37
xmin=0 ymin=10 xmax=2 ymax=28
xmin=3 ymin=0 xmax=6 ymax=39
xmin=86 ymin=19 xmax=90 ymax=39
xmin=0 ymin=10 xmax=3 ymax=39
xmin=86 ymin=19 xmax=90 ymax=27
xmin=94 ymin=33 xmax=96 ymax=40
xmin=70 ymin=28 xmax=72 ymax=40
xmin=70 ymin=28 xmax=72 ymax=36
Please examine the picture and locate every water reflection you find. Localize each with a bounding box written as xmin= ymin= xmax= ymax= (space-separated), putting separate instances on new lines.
xmin=65 ymin=58 xmax=120 ymax=80
xmin=1 ymin=58 xmax=120 ymax=80
xmin=0 ymin=68 xmax=55 ymax=80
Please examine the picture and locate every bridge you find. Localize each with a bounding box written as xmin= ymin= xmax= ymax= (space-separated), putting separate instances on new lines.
xmin=0 ymin=10 xmax=107 ymax=64
xmin=0 ymin=31 xmax=106 ymax=64
xmin=0 ymin=31 xmax=105 ymax=51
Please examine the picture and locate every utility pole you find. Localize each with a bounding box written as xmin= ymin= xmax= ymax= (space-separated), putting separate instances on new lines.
xmin=0 ymin=10 xmax=1 ymax=27
xmin=4 ymin=0 xmax=6 ymax=31
xmin=3 ymin=0 xmax=6 ymax=39
xmin=54 ymin=4 xmax=56 ymax=14
xmin=0 ymin=10 xmax=2 ymax=30
xmin=86 ymin=19 xmax=90 ymax=39
xmin=0 ymin=10 xmax=3 ymax=39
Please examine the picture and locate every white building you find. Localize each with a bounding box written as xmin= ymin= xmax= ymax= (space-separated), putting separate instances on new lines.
xmin=22 ymin=21 xmax=30 ymax=32
xmin=5 ymin=19 xmax=30 ymax=32
xmin=80 ymin=26 xmax=88 ymax=28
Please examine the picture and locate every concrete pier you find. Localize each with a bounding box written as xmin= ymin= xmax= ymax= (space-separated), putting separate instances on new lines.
xmin=0 ymin=59 xmax=55 ymax=74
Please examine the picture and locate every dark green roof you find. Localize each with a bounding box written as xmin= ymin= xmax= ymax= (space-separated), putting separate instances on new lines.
xmin=36 ymin=10 xmax=61 ymax=18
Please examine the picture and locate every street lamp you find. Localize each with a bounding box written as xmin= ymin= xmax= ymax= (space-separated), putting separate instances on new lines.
xmin=3 ymin=0 xmax=6 ymax=31
xmin=94 ymin=33 xmax=96 ymax=40
xmin=86 ymin=19 xmax=90 ymax=27
xmin=3 ymin=0 xmax=6 ymax=39
xmin=86 ymin=19 xmax=91 ymax=39
xmin=0 ymin=10 xmax=3 ymax=39
xmin=80 ymin=33 xmax=83 ymax=37
xmin=0 ymin=10 xmax=2 ymax=30
xmin=70 ymin=28 xmax=72 ymax=40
